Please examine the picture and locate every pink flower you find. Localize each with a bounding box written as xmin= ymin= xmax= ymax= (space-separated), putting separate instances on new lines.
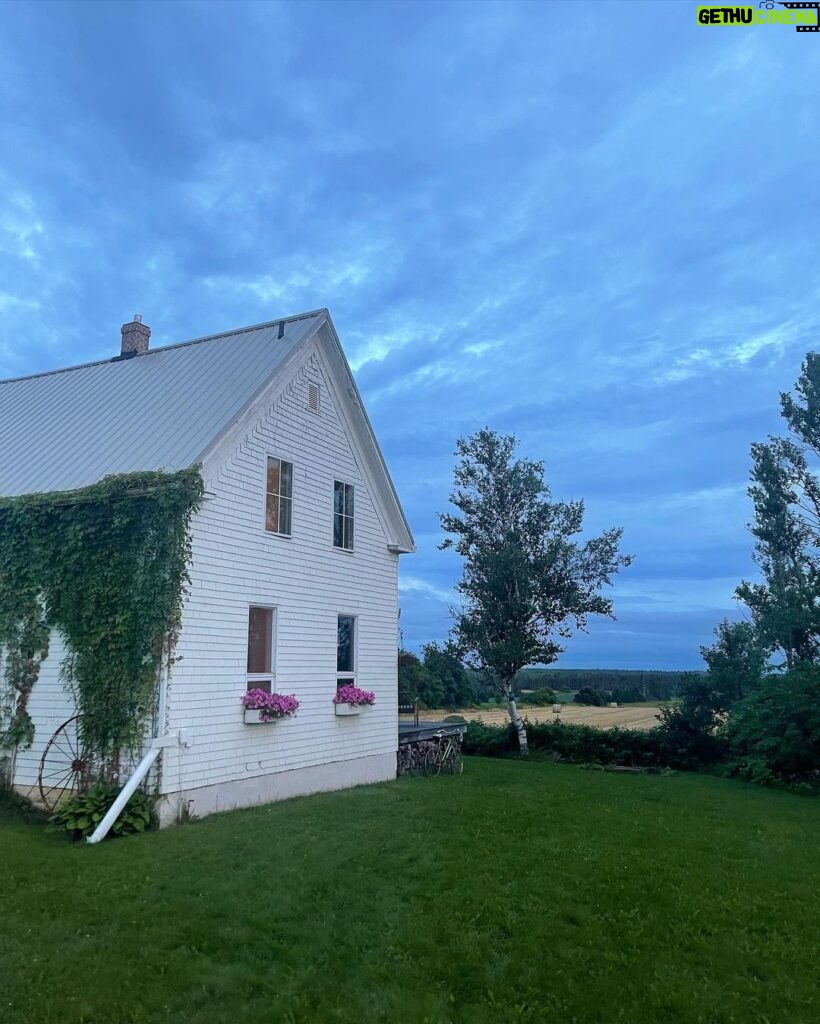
xmin=333 ymin=685 xmax=376 ymax=707
xmin=242 ymin=690 xmax=300 ymax=719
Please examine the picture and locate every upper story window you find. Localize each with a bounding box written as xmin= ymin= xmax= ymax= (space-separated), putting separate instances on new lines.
xmin=266 ymin=457 xmax=293 ymax=535
xmin=337 ymin=614 xmax=356 ymax=688
xmin=247 ymin=606 xmax=276 ymax=693
xmin=333 ymin=481 xmax=354 ymax=550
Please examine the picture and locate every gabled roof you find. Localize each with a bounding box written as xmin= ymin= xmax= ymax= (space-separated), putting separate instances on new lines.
xmin=0 ymin=309 xmax=414 ymax=551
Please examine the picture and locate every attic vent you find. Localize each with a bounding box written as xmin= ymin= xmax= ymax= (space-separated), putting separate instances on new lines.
xmin=307 ymin=382 xmax=320 ymax=413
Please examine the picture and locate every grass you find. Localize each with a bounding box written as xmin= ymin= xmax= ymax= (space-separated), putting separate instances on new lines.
xmin=2 ymin=760 xmax=819 ymax=1024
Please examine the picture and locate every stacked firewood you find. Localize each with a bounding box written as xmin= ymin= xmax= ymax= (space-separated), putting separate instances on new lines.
xmin=397 ymin=734 xmax=463 ymax=776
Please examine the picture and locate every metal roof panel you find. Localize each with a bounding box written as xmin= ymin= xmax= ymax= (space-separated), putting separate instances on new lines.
xmin=0 ymin=311 xmax=326 ymax=496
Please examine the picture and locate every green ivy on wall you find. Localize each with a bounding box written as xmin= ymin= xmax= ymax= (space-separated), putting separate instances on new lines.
xmin=0 ymin=468 xmax=204 ymax=776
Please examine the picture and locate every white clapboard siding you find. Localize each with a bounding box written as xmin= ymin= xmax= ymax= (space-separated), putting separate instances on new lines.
xmin=11 ymin=632 xmax=76 ymax=792
xmin=160 ymin=346 xmax=399 ymax=796
xmin=13 ymin=635 xmax=152 ymax=796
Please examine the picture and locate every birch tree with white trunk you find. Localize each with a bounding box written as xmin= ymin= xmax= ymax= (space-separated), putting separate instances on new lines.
xmin=440 ymin=430 xmax=633 ymax=754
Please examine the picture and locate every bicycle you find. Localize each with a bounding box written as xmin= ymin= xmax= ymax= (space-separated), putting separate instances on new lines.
xmin=422 ymin=729 xmax=464 ymax=776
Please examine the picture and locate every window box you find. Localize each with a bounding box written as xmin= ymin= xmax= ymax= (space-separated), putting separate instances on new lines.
xmin=242 ymin=689 xmax=300 ymax=724
xmin=245 ymin=708 xmax=281 ymax=725
xmin=333 ymin=684 xmax=375 ymax=716
xmin=334 ymin=702 xmax=370 ymax=717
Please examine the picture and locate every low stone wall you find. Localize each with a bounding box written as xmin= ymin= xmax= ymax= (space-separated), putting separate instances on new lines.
xmin=397 ymin=732 xmax=463 ymax=776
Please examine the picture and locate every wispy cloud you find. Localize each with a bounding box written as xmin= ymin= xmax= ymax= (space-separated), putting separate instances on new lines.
xmin=0 ymin=0 xmax=817 ymax=666
xmin=659 ymin=318 xmax=808 ymax=384
xmin=0 ymin=191 xmax=44 ymax=263
xmin=399 ymin=575 xmax=453 ymax=606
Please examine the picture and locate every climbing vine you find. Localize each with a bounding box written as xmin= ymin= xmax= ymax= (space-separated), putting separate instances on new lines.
xmin=0 ymin=468 xmax=203 ymax=777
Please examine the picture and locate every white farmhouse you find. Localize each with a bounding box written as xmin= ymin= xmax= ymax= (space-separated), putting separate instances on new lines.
xmin=0 ymin=309 xmax=414 ymax=825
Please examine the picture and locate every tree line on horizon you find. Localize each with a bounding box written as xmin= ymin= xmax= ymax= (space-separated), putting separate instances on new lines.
xmin=398 ymin=655 xmax=700 ymax=710
xmin=513 ymin=667 xmax=699 ymax=701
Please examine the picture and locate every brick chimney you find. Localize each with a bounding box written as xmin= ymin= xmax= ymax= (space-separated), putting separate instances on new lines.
xmin=120 ymin=314 xmax=151 ymax=356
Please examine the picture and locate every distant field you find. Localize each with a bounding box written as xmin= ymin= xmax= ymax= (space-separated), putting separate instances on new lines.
xmin=415 ymin=703 xmax=664 ymax=730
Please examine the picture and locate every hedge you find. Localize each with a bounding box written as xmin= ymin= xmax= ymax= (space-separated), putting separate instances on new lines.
xmin=462 ymin=718 xmax=726 ymax=771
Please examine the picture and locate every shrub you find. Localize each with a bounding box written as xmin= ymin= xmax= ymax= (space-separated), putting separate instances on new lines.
xmin=654 ymin=704 xmax=728 ymax=770
xmin=442 ymin=714 xmax=468 ymax=724
xmin=650 ymin=671 xmax=731 ymax=770
xmin=464 ymin=717 xmax=726 ymax=771
xmin=573 ymin=687 xmax=608 ymax=706
xmin=462 ymin=720 xmax=516 ymax=757
xmin=610 ymin=687 xmax=645 ymax=704
xmin=527 ymin=720 xmax=667 ymax=767
xmin=723 ymin=665 xmax=820 ymax=788
xmin=49 ymin=783 xmax=155 ymax=841
xmin=518 ymin=688 xmax=557 ymax=706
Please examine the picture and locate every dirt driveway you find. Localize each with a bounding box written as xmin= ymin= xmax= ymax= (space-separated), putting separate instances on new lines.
xmin=411 ymin=704 xmax=663 ymax=731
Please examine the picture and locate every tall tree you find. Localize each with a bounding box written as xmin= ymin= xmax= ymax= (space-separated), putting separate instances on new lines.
xmin=421 ymin=642 xmax=474 ymax=708
xmin=737 ymin=354 xmax=820 ymax=667
xmin=440 ymin=429 xmax=632 ymax=752
xmin=398 ymin=650 xmax=438 ymax=707
xmin=699 ymin=618 xmax=765 ymax=703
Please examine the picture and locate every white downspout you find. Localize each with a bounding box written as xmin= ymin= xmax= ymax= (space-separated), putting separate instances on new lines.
xmin=87 ymin=604 xmax=192 ymax=844
xmin=85 ymin=745 xmax=162 ymax=845
xmin=87 ymin=647 xmax=176 ymax=845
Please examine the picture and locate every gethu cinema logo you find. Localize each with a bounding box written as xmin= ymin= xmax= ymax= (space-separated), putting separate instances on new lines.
xmin=697 ymin=3 xmax=819 ymax=25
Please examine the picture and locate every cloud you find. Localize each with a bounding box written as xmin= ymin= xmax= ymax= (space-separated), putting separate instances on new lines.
xmin=399 ymin=575 xmax=454 ymax=605
xmin=1 ymin=0 xmax=817 ymax=666
xmin=0 ymin=191 xmax=44 ymax=264
xmin=658 ymin=318 xmax=809 ymax=384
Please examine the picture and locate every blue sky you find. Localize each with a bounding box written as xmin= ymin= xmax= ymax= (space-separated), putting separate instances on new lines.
xmin=0 ymin=1 xmax=818 ymax=669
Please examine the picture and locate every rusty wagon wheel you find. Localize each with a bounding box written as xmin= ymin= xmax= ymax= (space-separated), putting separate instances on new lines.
xmin=37 ymin=715 xmax=94 ymax=811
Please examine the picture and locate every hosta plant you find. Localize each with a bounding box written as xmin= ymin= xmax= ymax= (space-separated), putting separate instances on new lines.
xmin=49 ymin=783 xmax=155 ymax=841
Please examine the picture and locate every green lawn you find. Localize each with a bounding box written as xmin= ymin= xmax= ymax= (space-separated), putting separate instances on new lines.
xmin=2 ymin=760 xmax=819 ymax=1024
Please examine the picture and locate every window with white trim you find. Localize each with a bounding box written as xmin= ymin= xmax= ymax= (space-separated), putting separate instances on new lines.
xmin=337 ymin=614 xmax=356 ymax=689
xmin=247 ymin=606 xmax=276 ymax=693
xmin=265 ymin=457 xmax=293 ymax=535
xmin=333 ymin=481 xmax=354 ymax=549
